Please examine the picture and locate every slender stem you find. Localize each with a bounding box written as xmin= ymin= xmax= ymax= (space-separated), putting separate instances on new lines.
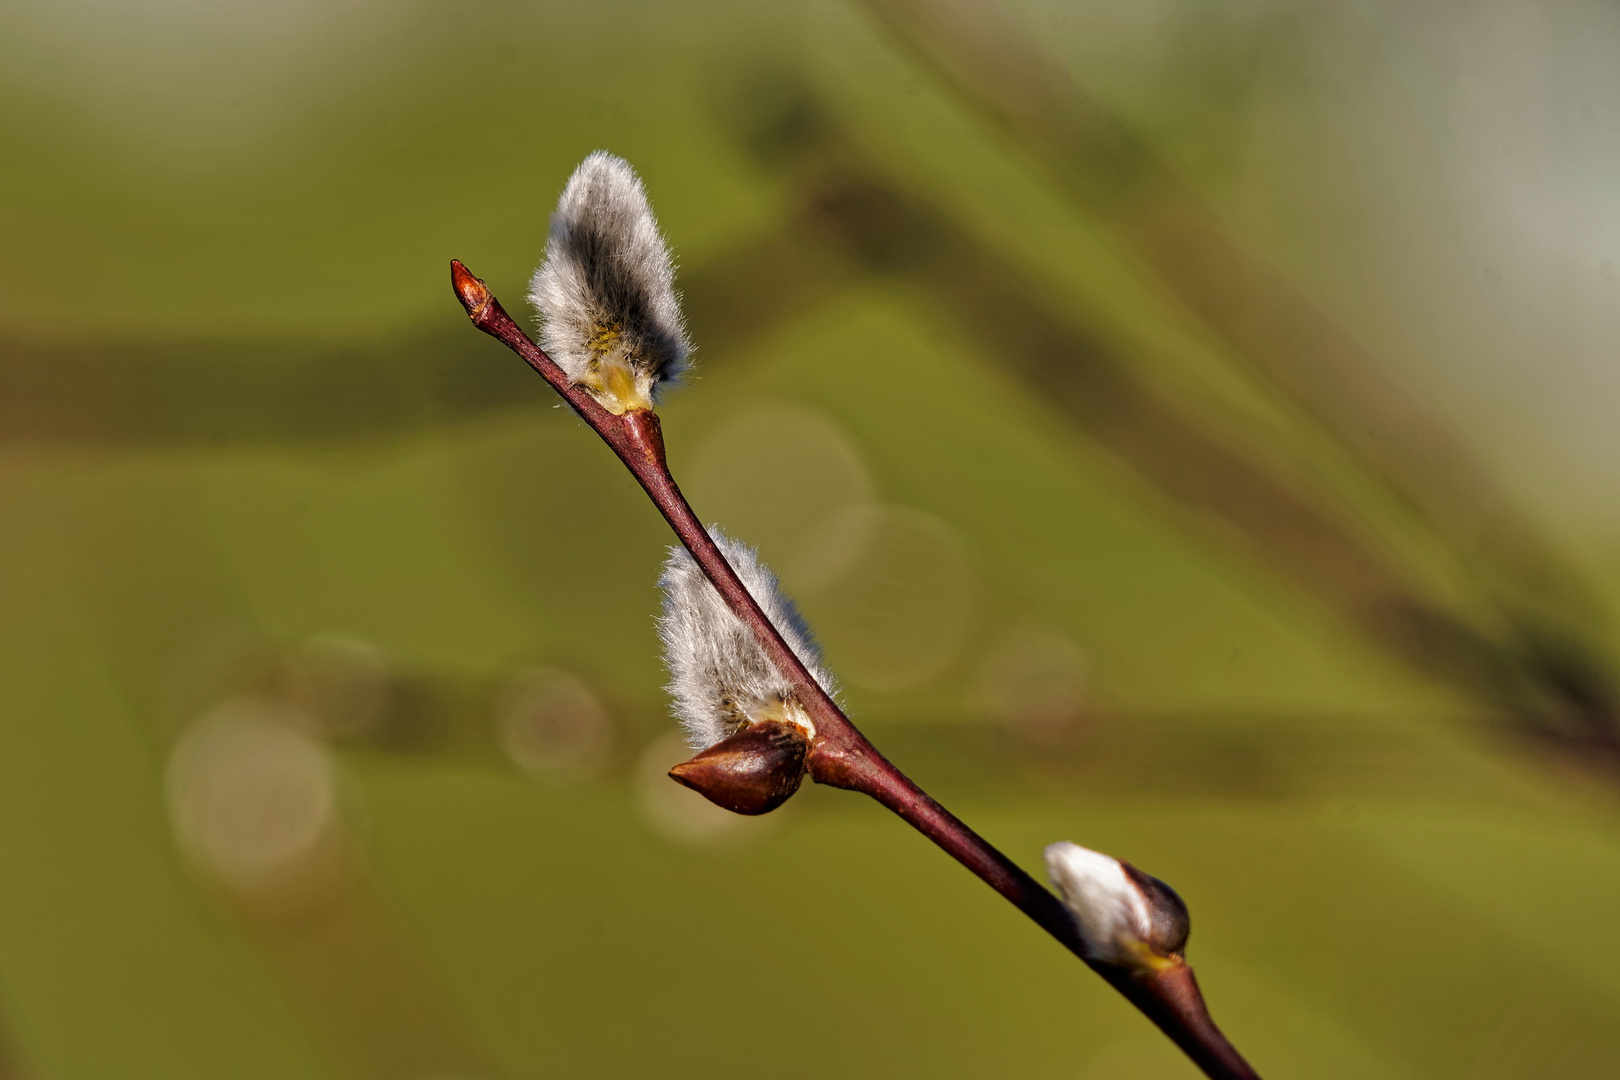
xmin=450 ymin=261 xmax=1259 ymax=1080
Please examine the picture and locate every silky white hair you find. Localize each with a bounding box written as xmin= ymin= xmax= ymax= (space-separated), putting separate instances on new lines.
xmin=1044 ymin=841 xmax=1155 ymax=966
xmin=529 ymin=151 xmax=691 ymax=409
xmin=657 ymin=530 xmax=837 ymax=750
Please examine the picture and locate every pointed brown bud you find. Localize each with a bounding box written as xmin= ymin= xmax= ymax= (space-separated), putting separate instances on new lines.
xmin=668 ymin=719 xmax=809 ymax=815
xmin=450 ymin=259 xmax=494 ymax=322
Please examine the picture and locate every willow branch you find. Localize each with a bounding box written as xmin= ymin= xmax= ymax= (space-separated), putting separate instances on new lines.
xmin=449 ymin=260 xmax=1259 ymax=1080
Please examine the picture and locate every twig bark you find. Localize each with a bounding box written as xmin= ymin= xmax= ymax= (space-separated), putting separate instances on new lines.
xmin=450 ymin=259 xmax=1260 ymax=1080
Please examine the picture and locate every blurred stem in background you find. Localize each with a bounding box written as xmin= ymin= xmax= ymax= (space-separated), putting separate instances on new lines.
xmin=701 ymin=62 xmax=1620 ymax=778
xmin=5 ymin=33 xmax=1615 ymax=783
xmin=167 ymin=692 xmax=499 ymax=1080
xmin=850 ymin=0 xmax=1620 ymax=767
xmin=0 ymin=1024 xmax=31 ymax=1080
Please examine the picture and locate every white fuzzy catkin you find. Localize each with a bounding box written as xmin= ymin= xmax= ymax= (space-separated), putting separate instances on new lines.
xmin=657 ymin=531 xmax=837 ymax=750
xmin=528 ymin=151 xmax=691 ymax=411
xmin=1044 ymin=841 xmax=1154 ymax=966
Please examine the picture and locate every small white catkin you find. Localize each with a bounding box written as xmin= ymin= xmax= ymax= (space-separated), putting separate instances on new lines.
xmin=657 ymin=530 xmax=837 ymax=750
xmin=1044 ymin=841 xmax=1154 ymax=966
xmin=528 ymin=151 xmax=691 ymax=410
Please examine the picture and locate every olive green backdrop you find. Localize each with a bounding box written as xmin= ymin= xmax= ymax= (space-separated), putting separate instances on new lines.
xmin=2 ymin=1 xmax=1619 ymax=1077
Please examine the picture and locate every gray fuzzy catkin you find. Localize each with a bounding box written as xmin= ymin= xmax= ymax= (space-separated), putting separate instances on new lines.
xmin=657 ymin=531 xmax=837 ymax=750
xmin=528 ymin=151 xmax=690 ymax=402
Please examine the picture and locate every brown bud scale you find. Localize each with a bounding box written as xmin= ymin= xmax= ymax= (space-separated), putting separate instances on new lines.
xmin=1122 ymin=861 xmax=1191 ymax=958
xmin=668 ymin=719 xmax=810 ymax=815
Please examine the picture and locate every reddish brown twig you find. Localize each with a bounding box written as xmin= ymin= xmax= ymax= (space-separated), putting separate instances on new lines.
xmin=450 ymin=259 xmax=1260 ymax=1080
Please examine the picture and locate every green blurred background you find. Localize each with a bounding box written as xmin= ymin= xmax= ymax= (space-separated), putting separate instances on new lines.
xmin=3 ymin=0 xmax=1619 ymax=1076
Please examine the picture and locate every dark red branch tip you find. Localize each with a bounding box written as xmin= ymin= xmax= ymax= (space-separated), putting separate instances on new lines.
xmin=450 ymin=260 xmax=494 ymax=322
